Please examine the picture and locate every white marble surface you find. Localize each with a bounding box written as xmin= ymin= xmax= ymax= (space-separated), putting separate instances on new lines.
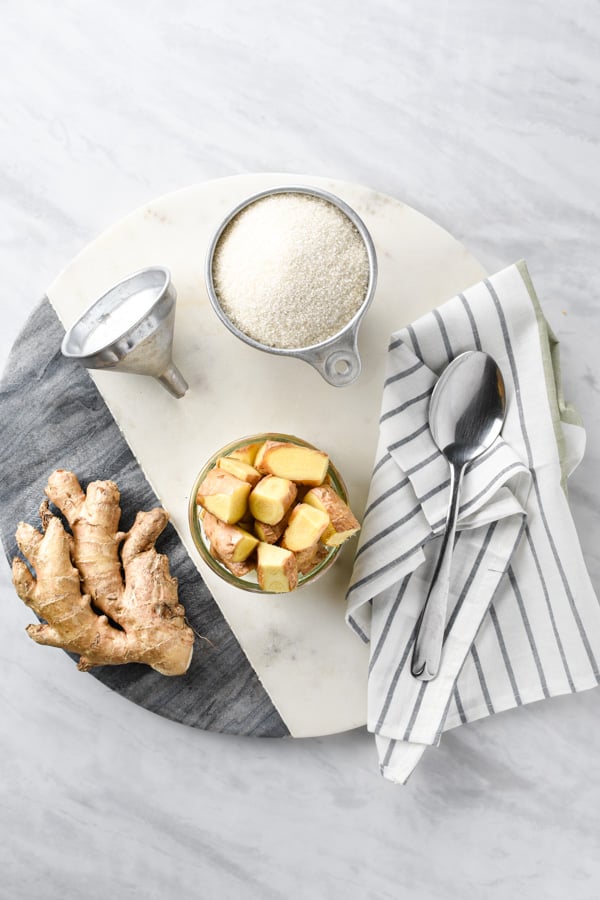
xmin=1 ymin=2 xmax=600 ymax=898
xmin=45 ymin=172 xmax=485 ymax=738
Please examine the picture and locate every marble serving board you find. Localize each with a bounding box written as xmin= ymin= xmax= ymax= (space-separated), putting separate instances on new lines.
xmin=0 ymin=173 xmax=486 ymax=738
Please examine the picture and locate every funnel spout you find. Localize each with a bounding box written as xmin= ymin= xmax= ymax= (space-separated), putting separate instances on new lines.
xmin=157 ymin=362 xmax=188 ymax=398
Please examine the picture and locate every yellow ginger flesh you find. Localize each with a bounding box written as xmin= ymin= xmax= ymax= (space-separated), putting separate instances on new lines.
xmin=11 ymin=470 xmax=194 ymax=676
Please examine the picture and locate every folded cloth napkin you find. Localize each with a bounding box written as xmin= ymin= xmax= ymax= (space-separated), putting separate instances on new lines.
xmin=346 ymin=260 xmax=600 ymax=783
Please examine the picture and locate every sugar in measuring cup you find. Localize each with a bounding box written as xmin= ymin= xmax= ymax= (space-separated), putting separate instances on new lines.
xmin=205 ymin=186 xmax=377 ymax=387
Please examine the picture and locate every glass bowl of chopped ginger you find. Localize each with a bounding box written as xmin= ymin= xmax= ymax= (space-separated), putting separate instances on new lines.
xmin=188 ymin=432 xmax=361 ymax=594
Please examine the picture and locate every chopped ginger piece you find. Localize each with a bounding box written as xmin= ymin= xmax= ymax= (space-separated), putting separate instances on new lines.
xmin=196 ymin=468 xmax=251 ymax=524
xmin=249 ymin=475 xmax=297 ymax=525
xmin=228 ymin=442 xmax=264 ymax=466
xmin=255 ymin=441 xmax=329 ymax=486
xmin=257 ymin=542 xmax=298 ymax=592
xmin=303 ymin=484 xmax=361 ymax=546
xmin=203 ymin=512 xmax=259 ymax=563
xmin=281 ymin=503 xmax=330 ymax=552
xmin=216 ymin=456 xmax=262 ymax=485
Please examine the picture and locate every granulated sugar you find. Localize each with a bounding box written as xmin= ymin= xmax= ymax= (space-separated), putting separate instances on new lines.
xmin=212 ymin=192 xmax=370 ymax=349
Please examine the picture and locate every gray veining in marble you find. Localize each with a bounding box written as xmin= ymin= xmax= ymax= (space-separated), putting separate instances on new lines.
xmin=1 ymin=1 xmax=600 ymax=899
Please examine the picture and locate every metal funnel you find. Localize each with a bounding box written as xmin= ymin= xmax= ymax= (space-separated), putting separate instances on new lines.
xmin=61 ymin=266 xmax=188 ymax=398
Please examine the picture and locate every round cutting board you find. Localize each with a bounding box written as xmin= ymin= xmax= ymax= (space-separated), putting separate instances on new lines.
xmin=0 ymin=174 xmax=486 ymax=737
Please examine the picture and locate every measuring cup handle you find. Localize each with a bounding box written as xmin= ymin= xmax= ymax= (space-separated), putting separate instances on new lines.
xmin=301 ymin=332 xmax=362 ymax=387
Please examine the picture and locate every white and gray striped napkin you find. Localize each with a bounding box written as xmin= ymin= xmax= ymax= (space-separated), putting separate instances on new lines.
xmin=346 ymin=260 xmax=600 ymax=783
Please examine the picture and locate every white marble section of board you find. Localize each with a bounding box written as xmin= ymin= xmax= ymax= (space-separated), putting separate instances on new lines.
xmin=46 ymin=173 xmax=486 ymax=737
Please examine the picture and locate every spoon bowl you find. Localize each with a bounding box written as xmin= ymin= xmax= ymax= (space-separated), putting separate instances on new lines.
xmin=429 ymin=351 xmax=506 ymax=464
xmin=411 ymin=351 xmax=507 ymax=681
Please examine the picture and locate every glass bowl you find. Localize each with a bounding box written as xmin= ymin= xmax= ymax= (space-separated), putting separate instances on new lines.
xmin=188 ymin=432 xmax=349 ymax=593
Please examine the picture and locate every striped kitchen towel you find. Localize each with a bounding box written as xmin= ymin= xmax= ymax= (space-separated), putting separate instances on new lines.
xmin=346 ymin=260 xmax=600 ymax=783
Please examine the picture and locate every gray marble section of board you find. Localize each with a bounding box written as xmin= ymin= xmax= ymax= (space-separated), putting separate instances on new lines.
xmin=1 ymin=3 xmax=600 ymax=900
xmin=0 ymin=298 xmax=288 ymax=737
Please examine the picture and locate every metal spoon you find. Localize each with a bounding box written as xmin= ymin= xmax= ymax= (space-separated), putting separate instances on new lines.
xmin=411 ymin=351 xmax=507 ymax=681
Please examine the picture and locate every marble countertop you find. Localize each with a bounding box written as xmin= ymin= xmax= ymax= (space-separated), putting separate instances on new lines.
xmin=2 ymin=2 xmax=599 ymax=897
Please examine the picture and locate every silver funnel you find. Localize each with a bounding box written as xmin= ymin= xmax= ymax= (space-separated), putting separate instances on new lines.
xmin=61 ymin=266 xmax=188 ymax=398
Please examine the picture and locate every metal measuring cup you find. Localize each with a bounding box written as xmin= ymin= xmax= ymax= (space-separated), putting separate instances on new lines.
xmin=204 ymin=186 xmax=378 ymax=387
xmin=61 ymin=266 xmax=188 ymax=398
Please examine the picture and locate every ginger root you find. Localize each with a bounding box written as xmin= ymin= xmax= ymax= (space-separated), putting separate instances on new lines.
xmin=12 ymin=470 xmax=194 ymax=676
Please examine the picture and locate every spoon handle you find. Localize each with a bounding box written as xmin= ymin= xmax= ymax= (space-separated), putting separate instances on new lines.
xmin=411 ymin=461 xmax=465 ymax=681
